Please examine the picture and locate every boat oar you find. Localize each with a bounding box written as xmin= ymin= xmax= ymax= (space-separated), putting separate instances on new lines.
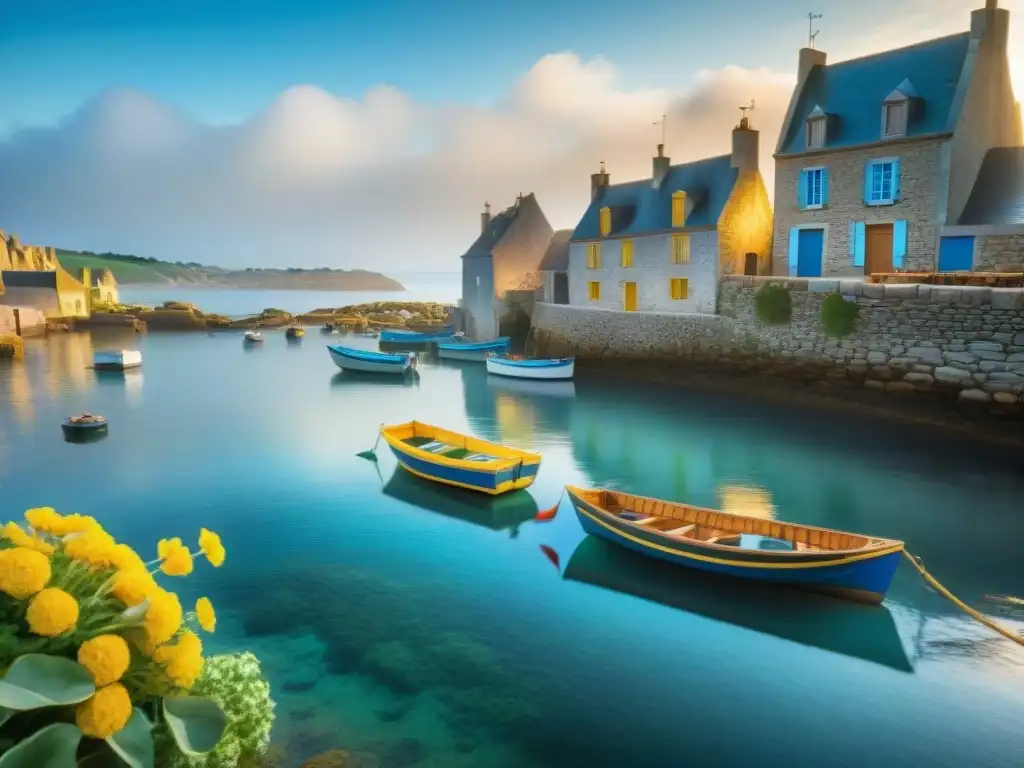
xmin=534 ymin=488 xmax=564 ymax=522
xmin=357 ymin=425 xmax=384 ymax=462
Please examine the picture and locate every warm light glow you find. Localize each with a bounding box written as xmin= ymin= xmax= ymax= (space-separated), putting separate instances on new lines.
xmin=718 ymin=485 xmax=775 ymax=520
xmin=495 ymin=392 xmax=536 ymax=443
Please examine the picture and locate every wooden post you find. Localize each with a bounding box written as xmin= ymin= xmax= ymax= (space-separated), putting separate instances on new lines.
xmin=13 ymin=308 xmax=21 ymax=337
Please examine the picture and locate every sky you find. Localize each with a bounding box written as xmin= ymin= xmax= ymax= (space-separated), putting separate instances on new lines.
xmin=0 ymin=0 xmax=1020 ymax=272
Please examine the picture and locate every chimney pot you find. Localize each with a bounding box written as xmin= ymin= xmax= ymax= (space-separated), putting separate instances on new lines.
xmin=590 ymin=162 xmax=611 ymax=201
xmin=480 ymin=202 xmax=491 ymax=234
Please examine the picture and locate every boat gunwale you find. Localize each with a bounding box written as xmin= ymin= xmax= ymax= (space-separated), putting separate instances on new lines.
xmin=381 ymin=421 xmax=542 ymax=471
xmin=327 ymin=344 xmax=413 ymax=366
xmin=488 ymin=355 xmax=574 ymax=368
xmin=565 ymin=485 xmax=904 ymax=561
xmin=436 ymin=337 xmax=510 ymax=352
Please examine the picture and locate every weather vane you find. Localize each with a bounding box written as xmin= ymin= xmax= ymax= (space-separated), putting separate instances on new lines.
xmin=653 ymin=114 xmax=667 ymax=146
xmin=808 ymin=12 xmax=823 ymax=48
xmin=739 ymin=100 xmax=756 ymax=126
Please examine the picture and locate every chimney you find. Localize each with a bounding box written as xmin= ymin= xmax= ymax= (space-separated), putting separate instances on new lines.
xmin=480 ymin=202 xmax=491 ymax=234
xmin=652 ymin=144 xmax=671 ymax=189
xmin=971 ymin=0 xmax=1009 ymax=53
xmin=590 ymin=161 xmax=610 ymax=200
xmin=732 ymin=113 xmax=759 ymax=173
xmin=798 ymin=47 xmax=827 ymax=85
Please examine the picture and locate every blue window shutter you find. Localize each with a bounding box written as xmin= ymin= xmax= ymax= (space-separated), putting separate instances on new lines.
xmin=892 ymin=159 xmax=901 ymax=201
xmin=788 ymin=228 xmax=800 ymax=276
xmin=853 ymin=222 xmax=866 ymax=267
xmin=797 ymin=171 xmax=808 ymax=209
xmin=893 ymin=220 xmax=908 ymax=269
xmin=863 ymin=163 xmax=873 ymax=204
xmin=821 ymin=169 xmax=829 ymax=205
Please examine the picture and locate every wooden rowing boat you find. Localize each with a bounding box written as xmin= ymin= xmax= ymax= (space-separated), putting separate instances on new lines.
xmin=380 ymin=421 xmax=541 ymax=495
xmin=565 ymin=485 xmax=905 ymax=604
xmin=486 ymin=354 xmax=574 ymax=380
xmin=327 ymin=345 xmax=416 ymax=374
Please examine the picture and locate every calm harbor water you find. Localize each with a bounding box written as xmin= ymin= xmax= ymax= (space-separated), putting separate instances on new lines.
xmin=2 ymin=326 xmax=1024 ymax=767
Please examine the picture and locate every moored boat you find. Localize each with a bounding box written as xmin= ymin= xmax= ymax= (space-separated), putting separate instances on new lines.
xmin=379 ymin=326 xmax=456 ymax=345
xmin=62 ymin=413 xmax=109 ymax=442
xmin=93 ymin=350 xmax=142 ymax=371
xmin=327 ymin=344 xmax=416 ymax=374
xmin=380 ymin=420 xmax=541 ymax=495
xmin=564 ymin=485 xmax=905 ymax=604
xmin=243 ymin=330 xmax=264 ymax=344
xmin=285 ymin=325 xmax=305 ymax=340
xmin=486 ymin=354 xmax=574 ymax=380
xmin=437 ymin=336 xmax=510 ymax=362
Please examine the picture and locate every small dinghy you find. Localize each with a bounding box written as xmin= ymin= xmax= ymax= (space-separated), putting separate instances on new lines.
xmin=93 ymin=350 xmax=142 ymax=371
xmin=243 ymin=330 xmax=264 ymax=344
xmin=437 ymin=337 xmax=510 ymax=362
xmin=321 ymin=323 xmax=335 ymax=334
xmin=380 ymin=421 xmax=541 ymax=495
xmin=285 ymin=325 xmax=305 ymax=340
xmin=62 ymin=413 xmax=109 ymax=442
xmin=327 ymin=344 xmax=416 ymax=374
xmin=563 ymin=486 xmax=905 ymax=604
xmin=486 ymin=354 xmax=574 ymax=380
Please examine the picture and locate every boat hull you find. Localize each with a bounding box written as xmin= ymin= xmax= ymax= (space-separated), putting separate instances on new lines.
xmin=381 ymin=421 xmax=541 ymax=495
xmin=486 ymin=356 xmax=574 ymax=380
xmin=437 ymin=337 xmax=510 ymax=361
xmin=328 ymin=345 xmax=413 ymax=374
xmin=568 ymin=489 xmax=902 ymax=604
xmin=93 ymin=350 xmax=142 ymax=370
xmin=379 ymin=328 xmax=455 ymax=344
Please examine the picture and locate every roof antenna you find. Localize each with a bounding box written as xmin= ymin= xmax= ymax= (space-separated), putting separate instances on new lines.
xmin=739 ymin=100 xmax=755 ymax=129
xmin=808 ymin=12 xmax=823 ymax=49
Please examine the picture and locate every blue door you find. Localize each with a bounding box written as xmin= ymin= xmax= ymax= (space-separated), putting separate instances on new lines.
xmin=938 ymin=236 xmax=975 ymax=272
xmin=797 ymin=229 xmax=824 ymax=277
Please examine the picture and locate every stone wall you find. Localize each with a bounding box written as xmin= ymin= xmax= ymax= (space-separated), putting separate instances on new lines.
xmin=974 ymin=233 xmax=1024 ymax=272
xmin=0 ymin=306 xmax=47 ymax=337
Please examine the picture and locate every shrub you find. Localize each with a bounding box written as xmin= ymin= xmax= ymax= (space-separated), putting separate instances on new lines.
xmin=821 ymin=292 xmax=860 ymax=337
xmin=754 ymin=283 xmax=792 ymax=325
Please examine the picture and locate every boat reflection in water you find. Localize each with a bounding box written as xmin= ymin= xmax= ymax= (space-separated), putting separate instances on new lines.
xmin=382 ymin=468 xmax=539 ymax=537
xmin=330 ymin=371 xmax=419 ymax=389
xmin=486 ymin=375 xmax=576 ymax=399
xmin=558 ymin=536 xmax=914 ymax=673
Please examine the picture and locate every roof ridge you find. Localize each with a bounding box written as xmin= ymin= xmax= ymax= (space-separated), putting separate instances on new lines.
xmin=825 ymin=31 xmax=970 ymax=70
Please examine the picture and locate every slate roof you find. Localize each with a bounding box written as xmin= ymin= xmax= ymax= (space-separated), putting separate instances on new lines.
xmin=462 ymin=194 xmax=535 ymax=258
xmin=538 ymin=230 xmax=572 ymax=272
xmin=958 ymin=147 xmax=1024 ymax=226
xmin=778 ymin=33 xmax=971 ymax=156
xmin=571 ymin=154 xmax=738 ymax=241
xmin=0 ymin=270 xmax=58 ymax=288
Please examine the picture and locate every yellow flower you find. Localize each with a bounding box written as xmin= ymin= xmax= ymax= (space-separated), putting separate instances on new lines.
xmin=195 ymin=597 xmax=216 ymax=633
xmin=153 ymin=631 xmax=204 ymax=689
xmin=112 ymin=569 xmax=157 ymax=607
xmin=75 ymin=683 xmax=133 ymax=739
xmin=57 ymin=514 xmax=104 ymax=536
xmin=26 ymin=588 xmax=79 ymax=636
xmin=1 ymin=522 xmax=54 ymax=555
xmin=64 ymin=530 xmax=117 ymax=569
xmin=109 ymin=544 xmax=147 ymax=574
xmin=143 ymin=589 xmax=183 ymax=648
xmin=24 ymin=507 xmax=63 ymax=534
xmin=198 ymin=528 xmax=225 ymax=568
xmin=78 ymin=635 xmax=131 ymax=687
xmin=160 ymin=540 xmax=193 ymax=577
xmin=0 ymin=547 xmax=52 ymax=599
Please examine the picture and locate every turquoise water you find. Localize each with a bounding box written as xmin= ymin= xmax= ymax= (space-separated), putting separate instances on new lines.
xmin=2 ymin=328 xmax=1024 ymax=767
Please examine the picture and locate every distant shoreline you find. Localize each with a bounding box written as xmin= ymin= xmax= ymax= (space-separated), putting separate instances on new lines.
xmin=120 ymin=283 xmax=407 ymax=291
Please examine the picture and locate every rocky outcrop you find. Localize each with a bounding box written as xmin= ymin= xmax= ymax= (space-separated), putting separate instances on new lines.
xmin=0 ymin=230 xmax=58 ymax=272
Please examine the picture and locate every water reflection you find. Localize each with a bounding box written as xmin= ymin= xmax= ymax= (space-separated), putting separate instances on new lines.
xmin=330 ymin=371 xmax=419 ymax=389
xmin=557 ymin=536 xmax=914 ymax=673
xmin=486 ymin=376 xmax=576 ymax=399
xmin=94 ymin=370 xmax=144 ymax=407
xmin=44 ymin=332 xmax=94 ymax=394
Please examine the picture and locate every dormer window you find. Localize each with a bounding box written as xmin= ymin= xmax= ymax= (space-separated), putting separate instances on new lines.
xmin=599 ymin=206 xmax=611 ymax=236
xmin=805 ymin=105 xmax=827 ymax=150
xmin=671 ymin=191 xmax=686 ymax=227
xmin=881 ymin=80 xmax=916 ymax=139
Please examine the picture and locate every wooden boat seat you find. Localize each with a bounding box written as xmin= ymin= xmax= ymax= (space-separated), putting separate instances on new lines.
xmin=632 ymin=517 xmax=661 ymax=526
xmin=463 ymin=453 xmax=496 ymax=462
xmin=664 ymin=524 xmax=696 ymax=537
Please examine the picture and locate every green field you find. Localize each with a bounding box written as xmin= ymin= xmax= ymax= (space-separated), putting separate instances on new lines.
xmin=56 ymin=250 xmax=199 ymax=284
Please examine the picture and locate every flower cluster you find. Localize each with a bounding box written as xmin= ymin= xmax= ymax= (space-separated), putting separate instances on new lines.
xmin=0 ymin=507 xmax=226 ymax=741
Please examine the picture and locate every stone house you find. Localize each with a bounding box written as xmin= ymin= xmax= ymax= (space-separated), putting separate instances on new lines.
xmin=773 ymin=0 xmax=1021 ymax=278
xmin=567 ymin=115 xmax=773 ymax=315
xmin=0 ymin=268 xmax=91 ymax=318
xmin=537 ymin=230 xmax=571 ymax=305
xmin=80 ymin=267 xmax=120 ymax=305
xmin=460 ymin=194 xmax=555 ymax=339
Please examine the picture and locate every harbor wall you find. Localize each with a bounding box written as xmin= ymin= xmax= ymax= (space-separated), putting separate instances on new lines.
xmin=0 ymin=306 xmax=47 ymax=337
xmin=530 ymin=277 xmax=1024 ymax=410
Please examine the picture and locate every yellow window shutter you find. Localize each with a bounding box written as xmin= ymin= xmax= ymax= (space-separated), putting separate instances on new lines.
xmin=670 ymin=234 xmax=691 ymax=264
xmin=670 ymin=278 xmax=689 ymax=300
xmin=671 ymin=191 xmax=686 ymax=227
xmin=621 ymin=239 xmax=634 ymax=267
xmin=599 ymin=207 xmax=611 ymax=236
xmin=588 ymin=281 xmax=601 ymax=301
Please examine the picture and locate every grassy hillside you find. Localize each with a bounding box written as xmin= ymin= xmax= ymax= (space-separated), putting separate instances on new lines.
xmin=56 ymin=250 xmax=201 ymax=284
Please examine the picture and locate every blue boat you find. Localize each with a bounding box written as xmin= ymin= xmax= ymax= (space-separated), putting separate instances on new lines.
xmin=486 ymin=354 xmax=574 ymax=380
xmin=62 ymin=413 xmax=109 ymax=442
xmin=327 ymin=344 xmax=416 ymax=374
xmin=436 ymin=337 xmax=510 ymax=362
xmin=379 ymin=326 xmax=456 ymax=345
xmin=564 ymin=485 xmax=904 ymax=604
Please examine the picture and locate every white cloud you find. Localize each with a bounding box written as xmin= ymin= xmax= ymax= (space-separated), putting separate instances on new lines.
xmin=0 ymin=54 xmax=793 ymax=272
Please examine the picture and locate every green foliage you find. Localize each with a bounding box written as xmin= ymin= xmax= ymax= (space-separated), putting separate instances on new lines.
xmin=0 ymin=723 xmax=81 ymax=768
xmin=754 ymin=283 xmax=792 ymax=325
xmin=820 ymin=292 xmax=860 ymax=338
xmin=106 ymin=709 xmax=155 ymax=768
xmin=0 ymin=655 xmax=95 ymax=710
xmin=163 ymin=696 xmax=228 ymax=756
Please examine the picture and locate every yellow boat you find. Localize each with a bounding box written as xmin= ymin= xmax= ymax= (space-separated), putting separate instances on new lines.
xmin=379 ymin=421 xmax=541 ymax=495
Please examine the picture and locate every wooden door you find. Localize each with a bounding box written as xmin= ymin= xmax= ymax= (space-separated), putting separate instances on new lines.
xmin=938 ymin=237 xmax=975 ymax=272
xmin=865 ymin=224 xmax=894 ymax=276
xmin=796 ymin=229 xmax=823 ymax=277
xmin=623 ymin=282 xmax=637 ymax=312
xmin=743 ymin=252 xmax=758 ymax=276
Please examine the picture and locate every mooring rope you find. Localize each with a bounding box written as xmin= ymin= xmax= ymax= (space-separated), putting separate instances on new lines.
xmin=902 ymin=550 xmax=1024 ymax=647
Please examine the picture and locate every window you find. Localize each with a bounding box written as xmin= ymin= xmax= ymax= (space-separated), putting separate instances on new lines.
xmin=670 ymin=278 xmax=689 ymax=301
xmin=868 ymin=161 xmax=896 ymax=204
xmin=671 ymin=234 xmax=690 ymax=264
xmin=75 ymin=300 xmax=83 ymax=314
xmin=804 ymin=168 xmax=825 ymax=208
xmin=671 ymin=191 xmax=687 ymax=227
xmin=599 ymin=207 xmax=611 ymax=236
xmin=621 ymin=239 xmax=634 ymax=268
xmin=882 ymin=101 xmax=907 ymax=138
xmin=806 ymin=116 xmax=826 ymax=149
xmin=588 ymin=281 xmax=601 ymax=301
xmin=586 ymin=243 xmax=602 ymax=269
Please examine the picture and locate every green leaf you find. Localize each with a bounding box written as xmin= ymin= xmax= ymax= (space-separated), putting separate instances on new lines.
xmin=163 ymin=696 xmax=227 ymax=755
xmin=0 ymin=707 xmax=12 ymax=728
xmin=0 ymin=723 xmax=82 ymax=768
xmin=105 ymin=708 xmax=154 ymax=768
xmin=0 ymin=655 xmax=95 ymax=710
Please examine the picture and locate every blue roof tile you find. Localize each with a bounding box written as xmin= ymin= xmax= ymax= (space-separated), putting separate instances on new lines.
xmin=571 ymin=154 xmax=738 ymax=241
xmin=778 ymin=33 xmax=971 ymax=156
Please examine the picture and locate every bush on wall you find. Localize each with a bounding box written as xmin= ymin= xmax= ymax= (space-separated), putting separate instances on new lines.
xmin=754 ymin=284 xmax=792 ymax=325
xmin=821 ymin=292 xmax=860 ymax=337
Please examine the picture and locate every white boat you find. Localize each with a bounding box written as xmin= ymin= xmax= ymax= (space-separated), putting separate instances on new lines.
xmin=485 ymin=354 xmax=574 ymax=381
xmin=93 ymin=350 xmax=142 ymax=371
xmin=327 ymin=344 xmax=417 ymax=374
xmin=243 ymin=330 xmax=263 ymax=344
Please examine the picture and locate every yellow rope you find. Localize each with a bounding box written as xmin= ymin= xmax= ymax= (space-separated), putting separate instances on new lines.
xmin=902 ymin=550 xmax=1024 ymax=647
